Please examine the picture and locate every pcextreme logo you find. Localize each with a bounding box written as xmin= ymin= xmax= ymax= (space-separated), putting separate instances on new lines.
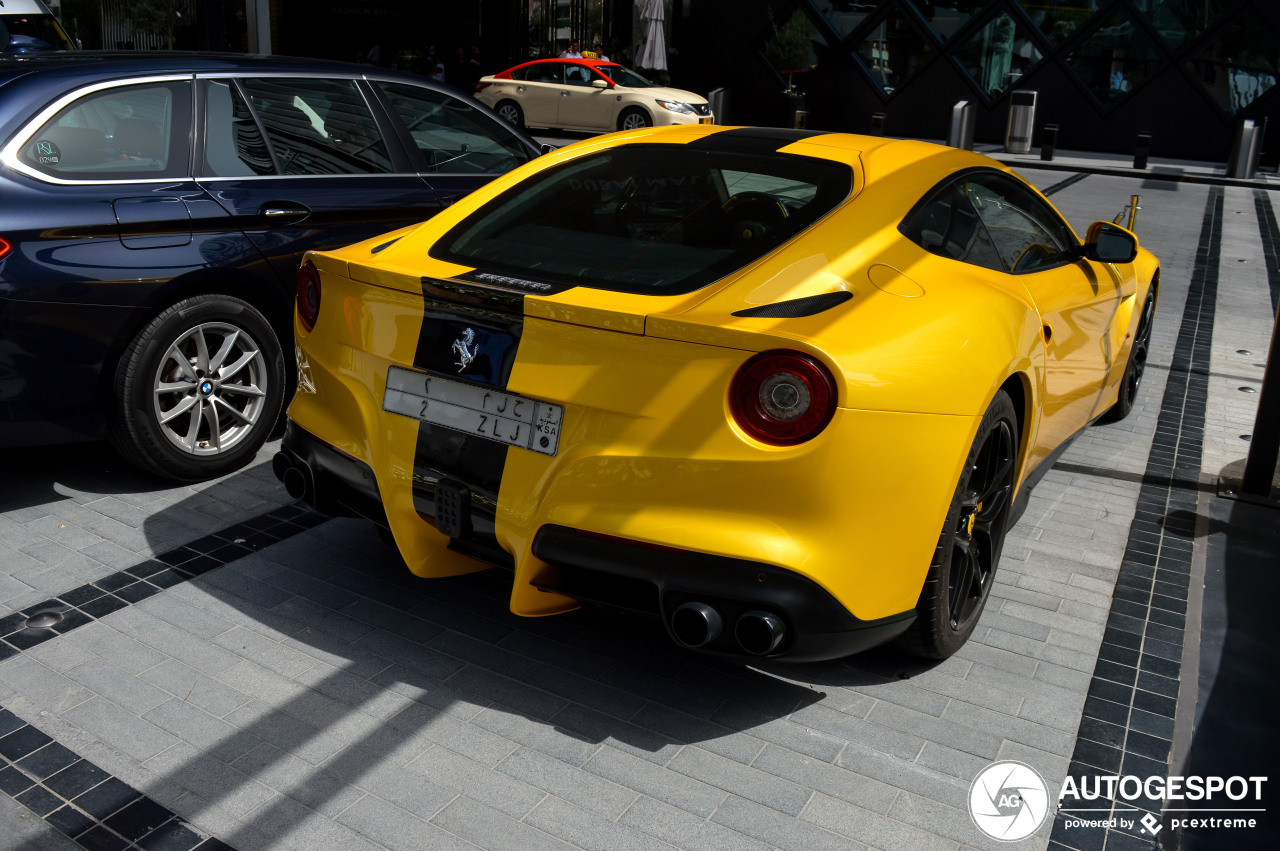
xmin=968 ymin=761 xmax=1051 ymax=841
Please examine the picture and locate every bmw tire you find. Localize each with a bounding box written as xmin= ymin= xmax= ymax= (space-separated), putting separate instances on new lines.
xmin=109 ymin=295 xmax=286 ymax=481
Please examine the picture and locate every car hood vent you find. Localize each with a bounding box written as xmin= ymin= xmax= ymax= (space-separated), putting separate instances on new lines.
xmin=731 ymin=291 xmax=853 ymax=318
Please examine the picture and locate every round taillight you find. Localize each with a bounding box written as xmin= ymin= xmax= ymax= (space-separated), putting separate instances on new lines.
xmin=730 ymin=350 xmax=837 ymax=445
xmin=296 ymin=260 xmax=321 ymax=332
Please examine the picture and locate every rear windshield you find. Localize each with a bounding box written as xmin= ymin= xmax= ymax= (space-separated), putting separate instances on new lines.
xmin=1 ymin=14 xmax=75 ymax=51
xmin=432 ymin=144 xmax=852 ymax=295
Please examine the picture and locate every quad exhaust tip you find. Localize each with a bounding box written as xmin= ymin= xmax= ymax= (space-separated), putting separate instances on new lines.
xmin=671 ymin=602 xmax=723 ymax=648
xmin=272 ymin=452 xmax=313 ymax=501
xmin=735 ymin=610 xmax=787 ymax=656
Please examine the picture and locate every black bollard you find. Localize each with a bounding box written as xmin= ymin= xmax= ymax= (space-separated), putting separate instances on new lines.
xmin=1041 ymin=124 xmax=1059 ymax=161
xmin=1134 ymin=132 xmax=1152 ymax=170
xmin=870 ymin=112 xmax=886 ymax=136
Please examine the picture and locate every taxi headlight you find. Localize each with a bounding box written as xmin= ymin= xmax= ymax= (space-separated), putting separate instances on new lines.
xmin=655 ymin=99 xmax=695 ymax=114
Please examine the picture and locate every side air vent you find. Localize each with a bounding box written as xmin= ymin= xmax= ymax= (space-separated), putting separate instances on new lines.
xmin=732 ymin=291 xmax=852 ymax=318
xmin=371 ymin=237 xmax=400 ymax=254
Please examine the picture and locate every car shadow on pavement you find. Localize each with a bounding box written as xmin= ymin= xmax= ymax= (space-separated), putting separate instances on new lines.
xmin=0 ymin=442 xmax=188 ymax=510
xmin=124 ymin=474 xmax=827 ymax=847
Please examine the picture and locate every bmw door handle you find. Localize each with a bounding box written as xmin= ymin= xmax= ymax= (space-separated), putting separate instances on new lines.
xmin=260 ymin=203 xmax=310 ymax=225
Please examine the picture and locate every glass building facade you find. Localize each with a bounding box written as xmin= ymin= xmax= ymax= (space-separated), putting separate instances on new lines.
xmin=679 ymin=0 xmax=1280 ymax=162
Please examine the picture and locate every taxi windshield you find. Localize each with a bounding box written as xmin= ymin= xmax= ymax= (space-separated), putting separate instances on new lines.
xmin=595 ymin=65 xmax=654 ymax=88
xmin=433 ymin=143 xmax=852 ymax=296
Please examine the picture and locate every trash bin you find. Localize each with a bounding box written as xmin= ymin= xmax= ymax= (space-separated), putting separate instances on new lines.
xmin=708 ymin=87 xmax=729 ymax=125
xmin=946 ymin=99 xmax=974 ymax=150
xmin=1004 ymin=90 xmax=1037 ymax=154
xmin=1228 ymin=118 xmax=1262 ymax=179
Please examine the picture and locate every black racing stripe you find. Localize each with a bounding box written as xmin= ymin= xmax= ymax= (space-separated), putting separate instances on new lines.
xmin=686 ymin=126 xmax=826 ymax=154
xmin=1050 ymin=187 xmax=1223 ymax=848
xmin=1042 ymin=172 xmax=1090 ymax=196
xmin=0 ymin=502 xmax=329 ymax=851
xmin=1253 ymin=189 xmax=1280 ymax=314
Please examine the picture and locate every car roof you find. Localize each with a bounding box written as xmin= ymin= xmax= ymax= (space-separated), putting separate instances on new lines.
xmin=0 ymin=51 xmax=433 ymax=83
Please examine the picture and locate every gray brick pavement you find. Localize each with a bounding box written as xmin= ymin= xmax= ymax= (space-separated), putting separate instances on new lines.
xmin=0 ymin=168 xmax=1252 ymax=851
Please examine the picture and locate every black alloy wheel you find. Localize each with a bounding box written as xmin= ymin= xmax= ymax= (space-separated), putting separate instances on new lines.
xmin=900 ymin=389 xmax=1018 ymax=658
xmin=1105 ymin=289 xmax=1156 ymax=422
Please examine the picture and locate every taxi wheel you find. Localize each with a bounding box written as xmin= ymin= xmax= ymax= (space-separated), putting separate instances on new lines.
xmin=109 ymin=295 xmax=285 ymax=482
xmin=495 ymin=100 xmax=523 ymax=129
xmin=900 ymin=390 xmax=1017 ymax=659
xmin=1103 ymin=288 xmax=1156 ymax=423
xmin=618 ymin=108 xmax=651 ymax=131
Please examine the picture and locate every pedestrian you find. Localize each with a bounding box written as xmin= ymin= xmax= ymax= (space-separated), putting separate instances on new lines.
xmin=560 ymin=40 xmax=582 ymax=59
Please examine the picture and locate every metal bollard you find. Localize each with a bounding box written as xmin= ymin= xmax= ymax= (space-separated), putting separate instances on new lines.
xmin=1004 ymin=90 xmax=1037 ymax=154
xmin=947 ymin=99 xmax=975 ymax=150
xmin=1134 ymin=132 xmax=1152 ymax=170
xmin=869 ymin=112 xmax=886 ymax=136
xmin=1041 ymin=124 xmax=1058 ymax=161
xmin=1242 ymin=305 xmax=1280 ymax=498
xmin=793 ymin=109 xmax=809 ymax=130
xmin=1228 ymin=119 xmax=1262 ymax=178
xmin=708 ymin=87 xmax=729 ymax=124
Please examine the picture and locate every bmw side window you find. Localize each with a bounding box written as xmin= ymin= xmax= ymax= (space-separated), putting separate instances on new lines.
xmin=377 ymin=82 xmax=531 ymax=175
xmin=900 ymin=184 xmax=1004 ymax=272
xmin=963 ymin=174 xmax=1079 ymax=274
xmin=239 ymin=77 xmax=392 ymax=175
xmin=18 ymin=81 xmax=191 ymax=180
xmin=200 ymin=80 xmax=274 ymax=177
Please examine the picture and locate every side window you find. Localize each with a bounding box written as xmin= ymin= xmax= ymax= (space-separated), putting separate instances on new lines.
xmin=18 ymin=81 xmax=191 ymax=180
xmin=529 ymin=63 xmax=565 ymax=84
xmin=900 ymin=183 xmax=1004 ymax=272
xmin=378 ymin=82 xmax=531 ymax=175
xmin=962 ymin=173 xmax=1079 ymax=273
xmin=564 ymin=64 xmax=593 ymax=86
xmin=201 ymin=80 xmax=273 ymax=177
xmin=238 ymin=77 xmax=392 ymax=175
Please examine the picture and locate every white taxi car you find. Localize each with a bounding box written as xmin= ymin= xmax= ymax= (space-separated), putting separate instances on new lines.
xmin=475 ymin=58 xmax=713 ymax=132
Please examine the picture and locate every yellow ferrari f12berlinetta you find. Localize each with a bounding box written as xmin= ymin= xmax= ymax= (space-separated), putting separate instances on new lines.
xmin=276 ymin=125 xmax=1159 ymax=661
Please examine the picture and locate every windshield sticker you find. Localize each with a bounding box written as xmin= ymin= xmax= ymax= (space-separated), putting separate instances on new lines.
xmin=32 ymin=139 xmax=61 ymax=166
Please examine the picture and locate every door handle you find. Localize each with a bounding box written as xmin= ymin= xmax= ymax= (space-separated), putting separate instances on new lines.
xmin=561 ymin=91 xmax=570 ymax=97
xmin=260 ymin=204 xmax=310 ymax=224
xmin=517 ymin=86 xmax=527 ymax=93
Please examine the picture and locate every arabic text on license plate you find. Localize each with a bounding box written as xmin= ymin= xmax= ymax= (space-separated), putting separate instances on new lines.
xmin=383 ymin=366 xmax=562 ymax=456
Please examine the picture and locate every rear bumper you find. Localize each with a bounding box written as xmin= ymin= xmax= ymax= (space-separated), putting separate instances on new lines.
xmin=279 ymin=419 xmax=915 ymax=661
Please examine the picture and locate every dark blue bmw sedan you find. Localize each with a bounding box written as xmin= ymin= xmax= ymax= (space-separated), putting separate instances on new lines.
xmin=0 ymin=52 xmax=540 ymax=479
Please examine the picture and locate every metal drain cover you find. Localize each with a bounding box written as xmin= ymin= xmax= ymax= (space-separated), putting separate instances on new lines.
xmin=26 ymin=610 xmax=63 ymax=629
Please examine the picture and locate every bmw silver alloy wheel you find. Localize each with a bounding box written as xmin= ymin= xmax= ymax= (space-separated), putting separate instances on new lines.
xmin=152 ymin=321 xmax=268 ymax=455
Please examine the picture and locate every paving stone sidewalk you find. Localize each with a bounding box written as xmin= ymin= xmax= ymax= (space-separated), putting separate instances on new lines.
xmin=0 ymin=171 xmax=1271 ymax=851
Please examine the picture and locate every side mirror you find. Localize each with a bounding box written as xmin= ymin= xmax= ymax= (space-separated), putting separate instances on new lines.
xmin=1083 ymin=221 xmax=1138 ymax=264
xmin=592 ymin=78 xmax=609 ymax=89
xmin=4 ymin=34 xmax=55 ymax=55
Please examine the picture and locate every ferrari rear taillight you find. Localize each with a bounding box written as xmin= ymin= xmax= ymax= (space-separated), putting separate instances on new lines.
xmin=296 ymin=261 xmax=321 ymax=331
xmin=0 ymin=236 xmax=11 ymax=260
xmin=730 ymin=350 xmax=836 ymax=445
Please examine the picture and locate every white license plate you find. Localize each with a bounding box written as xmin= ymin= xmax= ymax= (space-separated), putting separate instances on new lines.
xmin=383 ymin=366 xmax=563 ymax=456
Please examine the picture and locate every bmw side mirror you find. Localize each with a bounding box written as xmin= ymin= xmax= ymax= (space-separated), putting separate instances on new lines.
xmin=1083 ymin=221 xmax=1138 ymax=264
xmin=592 ymin=79 xmax=609 ymax=89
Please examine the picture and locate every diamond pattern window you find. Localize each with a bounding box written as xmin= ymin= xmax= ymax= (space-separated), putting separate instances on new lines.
xmin=1065 ymin=10 xmax=1165 ymax=109
xmin=955 ymin=11 xmax=1043 ymax=99
xmin=1186 ymin=13 xmax=1280 ymax=113
xmin=909 ymin=1 xmax=986 ymax=43
xmin=1138 ymin=0 xmax=1232 ymax=50
xmin=811 ymin=0 xmax=877 ymax=42
xmin=763 ymin=5 xmax=827 ymax=89
xmin=853 ymin=8 xmax=936 ymax=97
xmin=1013 ymin=0 xmax=1100 ymax=50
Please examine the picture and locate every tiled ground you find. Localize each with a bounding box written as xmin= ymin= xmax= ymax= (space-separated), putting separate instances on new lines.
xmin=1 ymin=169 xmax=1274 ymax=851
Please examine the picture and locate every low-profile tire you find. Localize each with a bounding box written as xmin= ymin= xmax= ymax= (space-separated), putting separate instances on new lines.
xmin=899 ymin=389 xmax=1019 ymax=659
xmin=495 ymin=100 xmax=524 ymax=129
xmin=618 ymin=107 xmax=652 ymax=131
xmin=1101 ymin=288 xmax=1156 ymax=423
xmin=109 ymin=295 xmax=286 ymax=482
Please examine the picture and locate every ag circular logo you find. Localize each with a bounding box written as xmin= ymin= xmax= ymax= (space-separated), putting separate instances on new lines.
xmin=968 ymin=761 xmax=1050 ymax=842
